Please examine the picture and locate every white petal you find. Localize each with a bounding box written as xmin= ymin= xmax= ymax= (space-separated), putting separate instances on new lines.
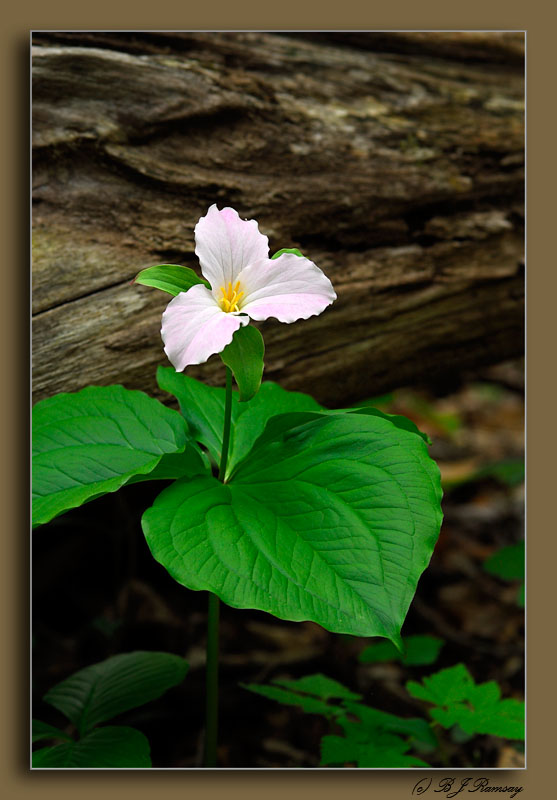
xmin=238 ymin=253 xmax=336 ymax=323
xmin=194 ymin=204 xmax=269 ymax=292
xmin=161 ymin=284 xmax=249 ymax=371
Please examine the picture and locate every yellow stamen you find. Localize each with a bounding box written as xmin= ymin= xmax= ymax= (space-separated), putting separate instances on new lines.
xmin=219 ymin=280 xmax=244 ymax=313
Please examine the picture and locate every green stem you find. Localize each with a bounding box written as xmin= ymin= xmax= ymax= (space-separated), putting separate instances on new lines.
xmin=204 ymin=366 xmax=233 ymax=767
xmin=204 ymin=592 xmax=220 ymax=767
xmin=218 ymin=366 xmax=233 ymax=482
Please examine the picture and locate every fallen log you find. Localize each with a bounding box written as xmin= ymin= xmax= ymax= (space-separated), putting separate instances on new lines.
xmin=32 ymin=31 xmax=524 ymax=406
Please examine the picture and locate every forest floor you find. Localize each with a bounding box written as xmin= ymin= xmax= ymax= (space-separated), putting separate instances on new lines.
xmin=32 ymin=359 xmax=525 ymax=768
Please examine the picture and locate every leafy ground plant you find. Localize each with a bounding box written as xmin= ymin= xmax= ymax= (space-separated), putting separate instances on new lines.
xmin=243 ymin=662 xmax=524 ymax=768
xmin=32 ymin=205 xmax=444 ymax=766
xmin=406 ymin=663 xmax=525 ymax=740
xmin=483 ymin=541 xmax=525 ymax=607
xmin=32 ymin=651 xmax=189 ymax=767
xmin=243 ymin=673 xmax=435 ymax=767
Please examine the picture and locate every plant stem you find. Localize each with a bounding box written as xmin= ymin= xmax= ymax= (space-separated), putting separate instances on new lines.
xmin=218 ymin=366 xmax=233 ymax=482
xmin=204 ymin=591 xmax=220 ymax=767
xmin=204 ymin=366 xmax=233 ymax=767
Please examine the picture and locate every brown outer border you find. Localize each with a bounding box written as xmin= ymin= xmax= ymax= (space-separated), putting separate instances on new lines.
xmin=6 ymin=2 xmax=549 ymax=797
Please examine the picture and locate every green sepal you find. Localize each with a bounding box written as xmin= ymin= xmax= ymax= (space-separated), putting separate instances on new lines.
xmin=219 ymin=325 xmax=265 ymax=402
xmin=271 ymin=248 xmax=305 ymax=259
xmin=133 ymin=264 xmax=209 ymax=295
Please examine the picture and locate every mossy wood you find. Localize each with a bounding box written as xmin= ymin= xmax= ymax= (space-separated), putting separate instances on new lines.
xmin=32 ymin=32 xmax=524 ymax=405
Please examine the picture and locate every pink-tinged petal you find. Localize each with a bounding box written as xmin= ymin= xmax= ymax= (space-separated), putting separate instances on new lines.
xmin=237 ymin=253 xmax=336 ymax=323
xmin=161 ymin=283 xmax=249 ymax=371
xmin=194 ymin=204 xmax=269 ymax=291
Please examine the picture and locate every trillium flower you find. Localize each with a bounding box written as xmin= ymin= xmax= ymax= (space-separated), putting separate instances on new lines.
xmin=161 ymin=205 xmax=336 ymax=371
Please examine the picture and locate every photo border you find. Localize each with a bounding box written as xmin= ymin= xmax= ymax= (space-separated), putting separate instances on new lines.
xmin=5 ymin=2 xmax=545 ymax=798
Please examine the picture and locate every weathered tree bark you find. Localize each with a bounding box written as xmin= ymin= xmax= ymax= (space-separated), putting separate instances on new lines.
xmin=32 ymin=32 xmax=524 ymax=406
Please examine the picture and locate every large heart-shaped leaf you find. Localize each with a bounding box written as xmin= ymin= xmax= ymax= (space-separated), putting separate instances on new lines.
xmin=44 ymin=651 xmax=189 ymax=735
xmin=32 ymin=385 xmax=196 ymax=527
xmin=350 ymin=407 xmax=431 ymax=445
xmin=124 ymin=446 xmax=209 ymax=484
xmin=32 ymin=726 xmax=151 ymax=768
xmin=142 ymin=411 xmax=442 ymax=642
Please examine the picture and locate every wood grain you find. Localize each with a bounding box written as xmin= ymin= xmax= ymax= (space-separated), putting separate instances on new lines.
xmin=32 ymin=32 xmax=524 ymax=405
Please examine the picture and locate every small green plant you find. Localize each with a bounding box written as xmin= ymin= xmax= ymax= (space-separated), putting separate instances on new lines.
xmin=483 ymin=541 xmax=525 ymax=607
xmin=244 ymin=662 xmax=524 ymax=767
xmin=32 ymin=651 xmax=189 ymax=767
xmin=474 ymin=459 xmax=525 ymax=487
xmin=407 ymin=663 xmax=524 ymax=740
xmin=243 ymin=672 xmax=436 ymax=767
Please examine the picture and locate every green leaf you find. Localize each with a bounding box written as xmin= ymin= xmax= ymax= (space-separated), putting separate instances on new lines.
xmin=320 ymin=730 xmax=429 ymax=768
xmin=124 ymin=445 xmax=210 ymax=484
xmin=157 ymin=367 xmax=241 ymax=464
xmin=406 ymin=664 xmax=524 ymax=740
xmin=220 ymin=325 xmax=265 ymax=402
xmin=32 ymin=386 xmax=191 ymax=527
xmin=359 ymin=634 xmax=444 ymax=666
xmin=142 ymin=411 xmax=443 ymax=641
xmin=244 ymin=672 xmax=435 ymax=750
xmin=475 ymin=459 xmax=525 ymax=487
xmin=350 ymin=407 xmax=432 ymax=445
xmin=341 ymin=701 xmax=437 ymax=751
xmin=271 ymin=248 xmax=305 ymax=259
xmin=32 ymin=719 xmax=72 ymax=744
xmin=407 ymin=663 xmax=471 ymax=705
xmin=228 ymin=384 xmax=323 ymax=472
xmin=133 ymin=264 xmax=209 ymax=295
xmin=484 ymin=541 xmax=524 ymax=581
xmin=242 ymin=674 xmax=360 ymax=719
xmin=241 ymin=683 xmax=340 ymax=719
xmin=274 ymin=674 xmax=362 ymax=702
xmin=243 ymin=674 xmax=435 ymax=765
xmin=44 ymin=651 xmax=189 ymax=736
xmin=156 ymin=368 xmax=322 ymax=470
xmin=238 ymin=406 xmax=431 ymax=469
xmin=33 ymin=726 xmax=151 ymax=768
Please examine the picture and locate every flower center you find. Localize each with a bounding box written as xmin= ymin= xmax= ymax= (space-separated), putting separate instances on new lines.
xmin=219 ymin=281 xmax=245 ymax=313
